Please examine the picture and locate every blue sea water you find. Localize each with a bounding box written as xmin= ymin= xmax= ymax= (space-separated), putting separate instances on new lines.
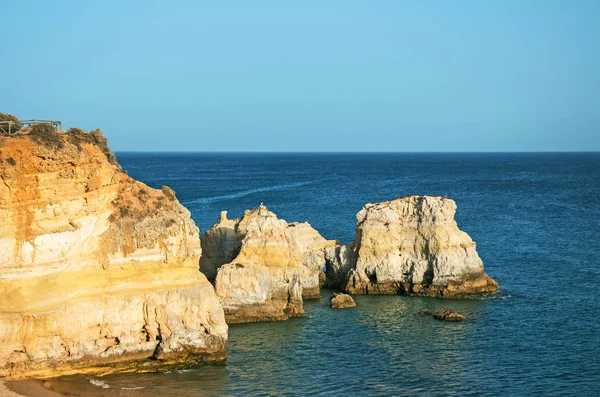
xmin=45 ymin=153 xmax=600 ymax=396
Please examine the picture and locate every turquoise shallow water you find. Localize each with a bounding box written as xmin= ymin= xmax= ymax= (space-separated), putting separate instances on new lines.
xmin=38 ymin=153 xmax=600 ymax=396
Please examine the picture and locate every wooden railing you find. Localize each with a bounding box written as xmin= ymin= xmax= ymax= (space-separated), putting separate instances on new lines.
xmin=0 ymin=120 xmax=62 ymax=135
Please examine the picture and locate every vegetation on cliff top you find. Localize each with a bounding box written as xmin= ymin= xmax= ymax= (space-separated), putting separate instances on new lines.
xmin=66 ymin=127 xmax=118 ymax=165
xmin=0 ymin=112 xmax=118 ymax=166
xmin=0 ymin=112 xmax=23 ymax=134
xmin=30 ymin=123 xmax=65 ymax=150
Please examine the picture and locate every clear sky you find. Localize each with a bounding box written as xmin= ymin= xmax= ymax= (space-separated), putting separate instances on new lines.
xmin=1 ymin=1 xmax=599 ymax=152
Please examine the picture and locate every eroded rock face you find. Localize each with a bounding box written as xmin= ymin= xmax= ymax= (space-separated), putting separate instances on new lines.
xmin=330 ymin=196 xmax=498 ymax=298
xmin=200 ymin=211 xmax=243 ymax=283
xmin=324 ymin=245 xmax=354 ymax=289
xmin=201 ymin=206 xmax=335 ymax=323
xmin=0 ymin=133 xmax=227 ymax=379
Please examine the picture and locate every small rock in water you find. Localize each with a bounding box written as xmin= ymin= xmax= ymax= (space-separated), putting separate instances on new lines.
xmin=417 ymin=310 xmax=433 ymax=316
xmin=433 ymin=308 xmax=466 ymax=321
xmin=330 ymin=292 xmax=356 ymax=309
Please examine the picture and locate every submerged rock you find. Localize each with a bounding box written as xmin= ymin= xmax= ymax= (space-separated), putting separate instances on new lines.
xmin=433 ymin=308 xmax=466 ymax=321
xmin=328 ymin=196 xmax=498 ymax=298
xmin=200 ymin=206 xmax=336 ymax=323
xmin=0 ymin=132 xmax=227 ymax=379
xmin=330 ymin=293 xmax=356 ymax=309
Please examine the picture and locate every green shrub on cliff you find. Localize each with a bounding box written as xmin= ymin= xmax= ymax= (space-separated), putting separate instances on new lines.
xmin=66 ymin=127 xmax=89 ymax=148
xmin=30 ymin=123 xmax=64 ymax=149
xmin=89 ymin=128 xmax=118 ymax=166
xmin=0 ymin=112 xmax=23 ymax=134
xmin=66 ymin=127 xmax=119 ymax=166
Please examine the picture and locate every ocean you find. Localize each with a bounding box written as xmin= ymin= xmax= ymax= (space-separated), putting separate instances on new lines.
xmin=38 ymin=153 xmax=600 ymax=396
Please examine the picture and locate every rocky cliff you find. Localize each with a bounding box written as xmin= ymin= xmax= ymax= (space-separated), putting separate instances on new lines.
xmin=0 ymin=131 xmax=227 ymax=379
xmin=201 ymin=206 xmax=335 ymax=323
xmin=328 ymin=196 xmax=498 ymax=298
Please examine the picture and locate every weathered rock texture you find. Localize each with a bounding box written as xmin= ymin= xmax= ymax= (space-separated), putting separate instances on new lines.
xmin=324 ymin=245 xmax=354 ymax=289
xmin=201 ymin=206 xmax=335 ymax=323
xmin=330 ymin=293 xmax=356 ymax=309
xmin=433 ymin=308 xmax=466 ymax=321
xmin=328 ymin=196 xmax=498 ymax=298
xmin=0 ymin=133 xmax=227 ymax=379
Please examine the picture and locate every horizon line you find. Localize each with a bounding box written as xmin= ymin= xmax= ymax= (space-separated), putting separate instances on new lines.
xmin=113 ymin=150 xmax=600 ymax=154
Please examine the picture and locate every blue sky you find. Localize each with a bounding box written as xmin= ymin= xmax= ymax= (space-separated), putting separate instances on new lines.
xmin=1 ymin=1 xmax=599 ymax=151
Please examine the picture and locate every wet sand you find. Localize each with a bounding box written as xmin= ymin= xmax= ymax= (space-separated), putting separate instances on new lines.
xmin=1 ymin=380 xmax=63 ymax=397
xmin=0 ymin=382 xmax=22 ymax=397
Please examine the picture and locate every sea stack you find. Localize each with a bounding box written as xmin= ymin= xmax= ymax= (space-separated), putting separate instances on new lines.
xmin=0 ymin=129 xmax=227 ymax=379
xmin=327 ymin=196 xmax=498 ymax=298
xmin=200 ymin=206 xmax=336 ymax=323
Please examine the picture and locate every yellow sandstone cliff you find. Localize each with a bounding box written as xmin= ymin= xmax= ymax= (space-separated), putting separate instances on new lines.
xmin=0 ymin=131 xmax=227 ymax=379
